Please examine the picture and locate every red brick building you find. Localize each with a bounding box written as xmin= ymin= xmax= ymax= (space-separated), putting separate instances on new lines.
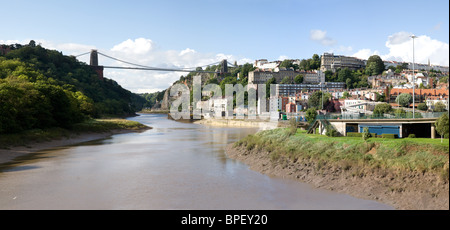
xmin=389 ymin=88 xmax=449 ymax=103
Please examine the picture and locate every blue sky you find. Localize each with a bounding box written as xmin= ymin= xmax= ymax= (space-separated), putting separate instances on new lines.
xmin=1 ymin=0 xmax=449 ymax=92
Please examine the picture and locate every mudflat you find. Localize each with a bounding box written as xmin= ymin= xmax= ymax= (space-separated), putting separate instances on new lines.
xmin=226 ymin=144 xmax=449 ymax=210
xmin=0 ymin=129 xmax=144 ymax=165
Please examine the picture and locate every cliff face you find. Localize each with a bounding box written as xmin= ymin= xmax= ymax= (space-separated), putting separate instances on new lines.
xmin=159 ymin=73 xmax=213 ymax=111
xmin=160 ymin=86 xmax=171 ymax=110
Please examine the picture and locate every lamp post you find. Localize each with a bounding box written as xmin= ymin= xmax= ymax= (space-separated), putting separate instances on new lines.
xmin=410 ymin=35 xmax=417 ymax=118
xmin=321 ymin=82 xmax=324 ymax=111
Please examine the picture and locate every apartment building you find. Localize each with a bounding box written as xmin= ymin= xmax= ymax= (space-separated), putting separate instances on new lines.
xmin=320 ymin=53 xmax=366 ymax=72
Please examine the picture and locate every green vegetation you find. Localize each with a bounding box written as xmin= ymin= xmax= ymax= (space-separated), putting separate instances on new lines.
xmin=347 ymin=132 xmax=362 ymax=137
xmin=418 ymin=103 xmax=428 ymax=111
xmin=381 ymin=134 xmax=397 ymax=139
xmin=365 ymin=55 xmax=385 ymax=76
xmin=0 ymin=42 xmax=146 ymax=134
xmin=362 ymin=127 xmax=371 ymax=140
xmin=435 ymin=113 xmax=449 ymax=143
xmin=294 ymin=74 xmax=304 ymax=84
xmin=305 ymin=108 xmax=318 ymax=123
xmin=0 ymin=118 xmax=148 ymax=149
xmin=234 ymin=128 xmax=449 ymax=178
xmin=396 ymin=93 xmax=412 ymax=108
xmin=373 ymin=103 xmax=392 ymax=116
xmin=433 ymin=101 xmax=447 ymax=112
xmin=139 ymin=90 xmax=166 ymax=109
xmin=307 ymin=91 xmax=331 ymax=109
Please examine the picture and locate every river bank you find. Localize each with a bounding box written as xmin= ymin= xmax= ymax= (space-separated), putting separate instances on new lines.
xmin=225 ymin=128 xmax=449 ymax=210
xmin=194 ymin=118 xmax=285 ymax=129
xmin=0 ymin=119 xmax=151 ymax=165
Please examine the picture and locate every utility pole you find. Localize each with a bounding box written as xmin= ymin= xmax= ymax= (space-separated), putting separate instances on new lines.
xmin=410 ymin=35 xmax=417 ymax=118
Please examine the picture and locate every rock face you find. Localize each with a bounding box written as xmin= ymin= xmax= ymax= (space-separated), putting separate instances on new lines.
xmin=160 ymin=86 xmax=171 ymax=111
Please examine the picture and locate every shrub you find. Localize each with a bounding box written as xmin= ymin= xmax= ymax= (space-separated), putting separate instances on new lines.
xmin=382 ymin=134 xmax=398 ymax=139
xmin=287 ymin=118 xmax=298 ymax=136
xmin=417 ymin=103 xmax=428 ymax=111
xmin=347 ymin=132 xmax=362 ymax=137
xmin=362 ymin=127 xmax=371 ymax=140
xmin=325 ymin=125 xmax=339 ymax=137
xmin=408 ymin=134 xmax=416 ymax=138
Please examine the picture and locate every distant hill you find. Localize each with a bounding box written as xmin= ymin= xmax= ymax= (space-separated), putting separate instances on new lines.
xmin=0 ymin=42 xmax=145 ymax=134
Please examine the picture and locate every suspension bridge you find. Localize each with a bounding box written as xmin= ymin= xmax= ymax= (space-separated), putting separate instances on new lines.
xmin=75 ymin=50 xmax=236 ymax=79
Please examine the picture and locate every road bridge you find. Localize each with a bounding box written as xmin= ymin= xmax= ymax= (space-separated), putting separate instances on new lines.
xmin=76 ymin=50 xmax=235 ymax=80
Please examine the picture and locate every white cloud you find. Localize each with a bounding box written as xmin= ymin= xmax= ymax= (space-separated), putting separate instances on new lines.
xmin=386 ymin=31 xmax=413 ymax=45
xmin=98 ymin=38 xmax=254 ymax=93
xmin=111 ymin=38 xmax=153 ymax=55
xmin=2 ymin=37 xmax=254 ymax=93
xmin=179 ymin=48 xmax=196 ymax=56
xmin=352 ymin=32 xmax=449 ymax=66
xmin=352 ymin=49 xmax=380 ymax=60
xmin=0 ymin=39 xmax=22 ymax=44
xmin=278 ymin=55 xmax=289 ymax=61
xmin=383 ymin=33 xmax=449 ymax=66
xmin=310 ymin=29 xmax=336 ymax=46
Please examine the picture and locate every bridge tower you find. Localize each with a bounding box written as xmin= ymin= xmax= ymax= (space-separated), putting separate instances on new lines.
xmin=90 ymin=49 xmax=104 ymax=80
xmin=220 ymin=59 xmax=228 ymax=74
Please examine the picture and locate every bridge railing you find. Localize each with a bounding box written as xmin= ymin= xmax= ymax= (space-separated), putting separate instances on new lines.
xmin=306 ymin=112 xmax=446 ymax=134
xmin=315 ymin=112 xmax=446 ymax=121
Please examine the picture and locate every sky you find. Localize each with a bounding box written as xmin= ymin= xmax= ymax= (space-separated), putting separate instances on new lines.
xmin=1 ymin=0 xmax=449 ymax=93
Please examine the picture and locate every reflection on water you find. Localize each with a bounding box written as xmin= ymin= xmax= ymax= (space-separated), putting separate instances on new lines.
xmin=0 ymin=114 xmax=393 ymax=210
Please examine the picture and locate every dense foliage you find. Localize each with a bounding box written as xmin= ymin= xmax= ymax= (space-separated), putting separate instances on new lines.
xmin=0 ymin=43 xmax=145 ymax=134
xmin=396 ymin=93 xmax=412 ymax=107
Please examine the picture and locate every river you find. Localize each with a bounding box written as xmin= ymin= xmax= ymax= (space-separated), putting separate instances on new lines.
xmin=0 ymin=114 xmax=393 ymax=210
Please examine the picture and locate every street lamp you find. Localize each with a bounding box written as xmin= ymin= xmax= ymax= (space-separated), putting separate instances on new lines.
xmin=321 ymin=82 xmax=324 ymax=111
xmin=410 ymin=35 xmax=417 ymax=118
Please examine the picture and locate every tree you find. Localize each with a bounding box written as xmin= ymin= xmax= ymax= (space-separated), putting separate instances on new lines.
xmin=265 ymin=77 xmax=277 ymax=98
xmin=345 ymin=78 xmax=352 ymax=90
xmin=375 ymin=92 xmax=386 ymax=102
xmin=305 ymin=108 xmax=317 ymax=123
xmin=394 ymin=108 xmax=406 ymax=117
xmin=310 ymin=54 xmax=321 ymax=70
xmin=417 ymin=103 xmax=428 ymax=111
xmin=308 ymin=91 xmax=331 ymax=109
xmin=434 ymin=101 xmax=447 ymax=112
xmin=337 ymin=68 xmax=353 ymax=82
xmin=387 ymin=66 xmax=396 ymax=72
xmin=373 ymin=103 xmax=392 ymax=116
xmin=396 ymin=93 xmax=412 ymax=107
xmin=362 ymin=127 xmax=371 ymax=140
xmin=435 ymin=113 xmax=449 ymax=143
xmin=28 ymin=40 xmax=36 ymax=47
xmin=324 ymin=70 xmax=335 ymax=82
xmin=299 ymin=59 xmax=310 ymax=71
xmin=343 ymin=91 xmax=350 ymax=99
xmin=365 ymin=55 xmax=385 ymax=76
xmin=280 ymin=76 xmax=292 ymax=84
xmin=279 ymin=59 xmax=294 ymax=69
xmin=294 ymin=74 xmax=304 ymax=84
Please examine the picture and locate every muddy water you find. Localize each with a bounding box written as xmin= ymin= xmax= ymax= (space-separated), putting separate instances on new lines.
xmin=0 ymin=114 xmax=393 ymax=210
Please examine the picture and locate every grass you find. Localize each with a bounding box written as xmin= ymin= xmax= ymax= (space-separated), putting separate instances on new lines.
xmin=234 ymin=128 xmax=449 ymax=179
xmin=0 ymin=119 xmax=149 ymax=149
xmin=72 ymin=119 xmax=148 ymax=132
